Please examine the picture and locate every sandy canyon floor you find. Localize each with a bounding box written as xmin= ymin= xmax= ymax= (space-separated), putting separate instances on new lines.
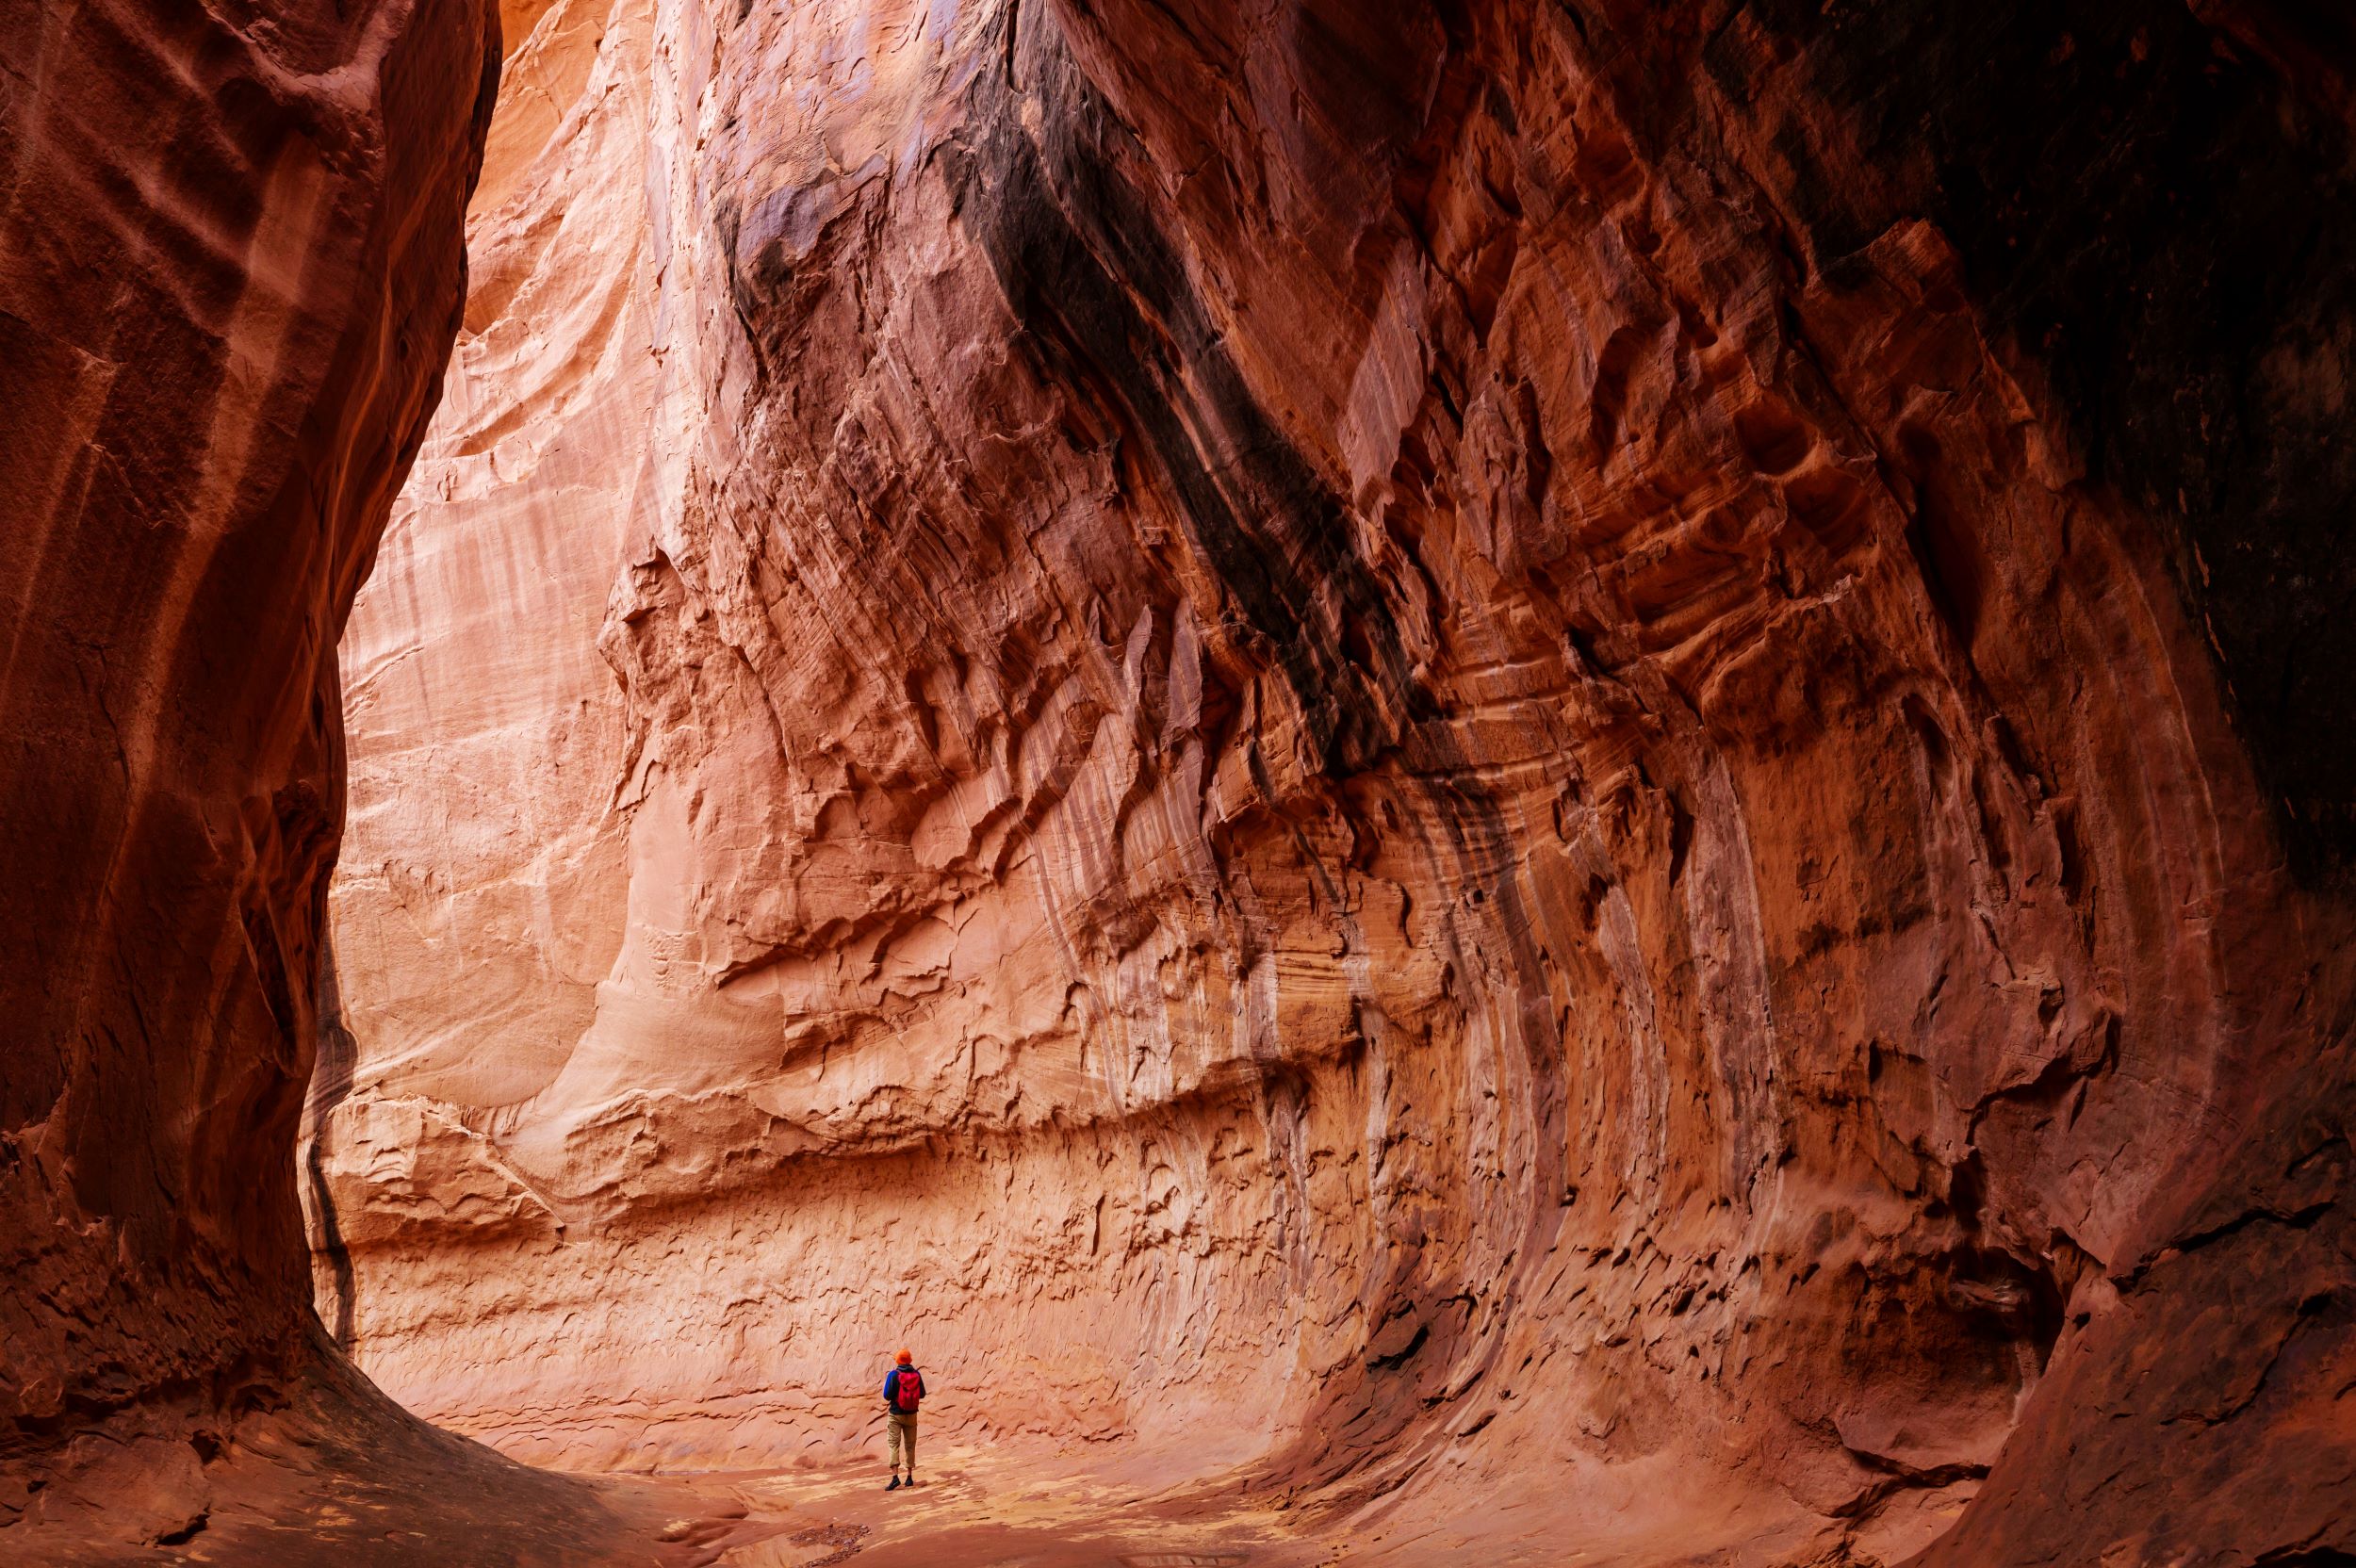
xmin=143 ymin=1438 xmax=1774 ymax=1568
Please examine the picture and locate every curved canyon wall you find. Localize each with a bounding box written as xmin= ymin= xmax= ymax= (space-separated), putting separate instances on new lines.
xmin=314 ymin=0 xmax=2356 ymax=1563
xmin=0 ymin=0 xmax=508 ymax=1555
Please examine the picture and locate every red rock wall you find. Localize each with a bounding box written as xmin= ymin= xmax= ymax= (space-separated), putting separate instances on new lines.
xmin=306 ymin=0 xmax=2354 ymax=1563
xmin=0 ymin=0 xmax=501 ymax=1551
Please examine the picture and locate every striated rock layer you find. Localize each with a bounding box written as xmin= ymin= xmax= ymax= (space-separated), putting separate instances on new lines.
xmin=0 ymin=0 xmax=479 ymax=1469
xmin=0 ymin=5 xmax=735 ymax=1563
xmin=316 ymin=0 xmax=2356 ymax=1563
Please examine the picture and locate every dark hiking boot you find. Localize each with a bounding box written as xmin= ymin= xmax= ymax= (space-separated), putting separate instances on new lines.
xmin=886 ymin=1476 xmax=901 ymax=1491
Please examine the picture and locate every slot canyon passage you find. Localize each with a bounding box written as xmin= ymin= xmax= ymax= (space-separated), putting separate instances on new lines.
xmin=7 ymin=0 xmax=2356 ymax=1563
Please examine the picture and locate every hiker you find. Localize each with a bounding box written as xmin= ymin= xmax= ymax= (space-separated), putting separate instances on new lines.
xmin=882 ymin=1348 xmax=925 ymax=1490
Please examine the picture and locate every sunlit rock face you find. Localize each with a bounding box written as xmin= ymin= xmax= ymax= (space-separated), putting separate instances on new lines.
xmin=0 ymin=0 xmax=501 ymax=1553
xmin=318 ymin=0 xmax=2356 ymax=1561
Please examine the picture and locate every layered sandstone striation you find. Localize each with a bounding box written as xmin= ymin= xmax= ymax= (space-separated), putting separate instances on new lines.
xmin=0 ymin=0 xmax=482 ymax=1494
xmin=0 ymin=4 xmax=718 ymax=1562
xmin=307 ymin=1 xmax=2356 ymax=1563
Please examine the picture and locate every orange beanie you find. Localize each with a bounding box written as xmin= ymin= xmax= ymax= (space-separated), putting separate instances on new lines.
xmin=895 ymin=1348 xmax=913 ymax=1364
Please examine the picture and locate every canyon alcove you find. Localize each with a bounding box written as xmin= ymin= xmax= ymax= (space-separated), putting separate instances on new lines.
xmin=5 ymin=1 xmax=2355 ymax=1565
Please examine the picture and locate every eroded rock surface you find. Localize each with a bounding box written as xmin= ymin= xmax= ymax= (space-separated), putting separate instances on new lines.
xmin=307 ymin=0 xmax=2356 ymax=1563
xmin=0 ymin=3 xmax=683 ymax=1562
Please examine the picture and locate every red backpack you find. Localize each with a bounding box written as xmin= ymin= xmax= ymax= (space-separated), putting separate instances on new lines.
xmin=892 ymin=1367 xmax=924 ymax=1413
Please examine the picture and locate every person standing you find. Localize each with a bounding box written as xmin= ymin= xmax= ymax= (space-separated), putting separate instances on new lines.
xmin=882 ymin=1348 xmax=925 ymax=1490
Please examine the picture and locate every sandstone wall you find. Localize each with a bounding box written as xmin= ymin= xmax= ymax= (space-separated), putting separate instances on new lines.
xmin=317 ymin=1 xmax=2356 ymax=1562
xmin=0 ymin=0 xmax=506 ymax=1553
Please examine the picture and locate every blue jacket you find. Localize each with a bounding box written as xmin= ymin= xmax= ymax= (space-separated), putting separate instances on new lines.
xmin=883 ymin=1365 xmax=924 ymax=1412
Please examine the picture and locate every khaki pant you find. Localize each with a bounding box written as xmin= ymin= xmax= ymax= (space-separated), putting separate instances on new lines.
xmin=888 ymin=1413 xmax=917 ymax=1474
